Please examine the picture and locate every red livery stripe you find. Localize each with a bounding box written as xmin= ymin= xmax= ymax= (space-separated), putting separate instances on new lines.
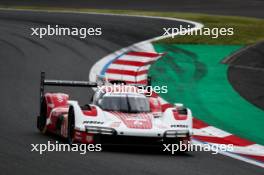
xmin=111 ymin=112 xmax=152 ymax=129
xmin=150 ymin=91 xmax=159 ymax=98
xmin=161 ymin=103 xmax=174 ymax=112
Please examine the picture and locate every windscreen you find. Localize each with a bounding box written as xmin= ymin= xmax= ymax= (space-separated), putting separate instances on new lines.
xmin=100 ymin=95 xmax=150 ymax=113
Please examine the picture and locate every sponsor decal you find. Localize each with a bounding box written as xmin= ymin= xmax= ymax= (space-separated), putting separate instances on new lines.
xmin=171 ymin=124 xmax=188 ymax=128
xmin=83 ymin=121 xmax=104 ymax=125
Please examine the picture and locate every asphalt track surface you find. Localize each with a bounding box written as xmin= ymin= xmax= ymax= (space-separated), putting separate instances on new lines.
xmin=0 ymin=9 xmax=264 ymax=175
xmin=228 ymin=42 xmax=264 ymax=110
xmin=1 ymin=0 xmax=264 ymax=18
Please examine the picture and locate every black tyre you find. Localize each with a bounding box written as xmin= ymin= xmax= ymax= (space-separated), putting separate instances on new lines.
xmin=67 ymin=106 xmax=75 ymax=144
xmin=37 ymin=98 xmax=47 ymax=134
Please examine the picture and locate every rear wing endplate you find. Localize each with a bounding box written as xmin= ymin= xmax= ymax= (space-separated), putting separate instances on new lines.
xmin=39 ymin=72 xmax=97 ymax=115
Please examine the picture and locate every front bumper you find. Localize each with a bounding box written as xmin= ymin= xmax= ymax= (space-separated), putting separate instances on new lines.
xmin=84 ymin=126 xmax=190 ymax=145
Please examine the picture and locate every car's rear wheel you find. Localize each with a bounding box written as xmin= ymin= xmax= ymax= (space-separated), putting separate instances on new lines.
xmin=67 ymin=106 xmax=75 ymax=144
xmin=37 ymin=98 xmax=47 ymax=134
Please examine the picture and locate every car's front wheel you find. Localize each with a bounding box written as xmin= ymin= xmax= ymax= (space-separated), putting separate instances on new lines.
xmin=67 ymin=106 xmax=75 ymax=144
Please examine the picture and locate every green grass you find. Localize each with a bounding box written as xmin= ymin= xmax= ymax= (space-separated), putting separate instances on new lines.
xmin=0 ymin=6 xmax=264 ymax=45
xmin=150 ymin=44 xmax=264 ymax=145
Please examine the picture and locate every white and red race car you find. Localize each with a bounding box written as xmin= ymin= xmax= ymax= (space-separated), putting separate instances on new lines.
xmin=37 ymin=72 xmax=192 ymax=146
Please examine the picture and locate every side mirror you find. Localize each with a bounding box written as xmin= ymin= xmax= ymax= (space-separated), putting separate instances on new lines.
xmin=174 ymin=103 xmax=184 ymax=108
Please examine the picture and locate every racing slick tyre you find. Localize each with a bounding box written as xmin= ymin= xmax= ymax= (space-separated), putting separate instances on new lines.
xmin=67 ymin=106 xmax=75 ymax=144
xmin=37 ymin=98 xmax=47 ymax=134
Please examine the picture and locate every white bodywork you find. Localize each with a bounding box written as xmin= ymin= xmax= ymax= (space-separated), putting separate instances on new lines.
xmin=68 ymin=94 xmax=193 ymax=138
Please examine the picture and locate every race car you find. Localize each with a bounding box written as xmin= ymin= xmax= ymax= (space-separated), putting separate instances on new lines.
xmin=37 ymin=72 xmax=193 ymax=147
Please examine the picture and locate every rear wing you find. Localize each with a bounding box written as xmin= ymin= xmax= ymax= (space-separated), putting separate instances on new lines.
xmin=39 ymin=72 xmax=97 ymax=114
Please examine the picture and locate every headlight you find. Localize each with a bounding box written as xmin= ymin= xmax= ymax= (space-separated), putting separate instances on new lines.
xmin=164 ymin=130 xmax=189 ymax=138
xmin=85 ymin=126 xmax=116 ymax=135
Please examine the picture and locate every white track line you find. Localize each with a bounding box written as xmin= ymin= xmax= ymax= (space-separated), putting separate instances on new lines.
xmin=192 ymin=139 xmax=264 ymax=168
